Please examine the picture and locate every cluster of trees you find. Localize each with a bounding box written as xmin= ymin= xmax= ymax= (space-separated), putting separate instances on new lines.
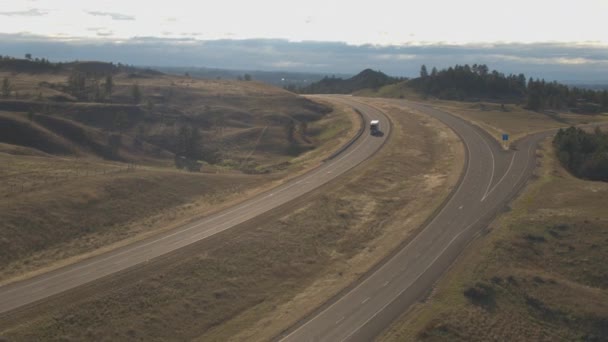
xmin=176 ymin=125 xmax=202 ymax=160
xmin=412 ymin=64 xmax=527 ymax=100
xmin=527 ymin=79 xmax=608 ymax=112
xmin=0 ymin=54 xmax=61 ymax=73
xmin=237 ymin=74 xmax=252 ymax=81
xmin=67 ymin=71 xmax=119 ymax=101
xmin=66 ymin=71 xmax=142 ymax=104
xmin=413 ymin=64 xmax=608 ymax=113
xmin=553 ymin=126 xmax=608 ymax=181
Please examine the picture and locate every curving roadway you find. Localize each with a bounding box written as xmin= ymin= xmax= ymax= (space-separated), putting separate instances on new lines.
xmin=278 ymin=97 xmax=548 ymax=342
xmin=0 ymin=97 xmax=390 ymax=315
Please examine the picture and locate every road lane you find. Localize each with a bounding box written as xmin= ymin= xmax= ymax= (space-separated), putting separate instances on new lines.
xmin=0 ymin=96 xmax=391 ymax=315
xmin=278 ymin=98 xmax=541 ymax=342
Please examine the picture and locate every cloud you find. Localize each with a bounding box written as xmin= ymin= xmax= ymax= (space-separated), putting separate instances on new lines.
xmin=0 ymin=34 xmax=606 ymax=82
xmin=86 ymin=11 xmax=134 ymax=21
xmin=0 ymin=8 xmax=47 ymax=16
xmin=96 ymin=31 xmax=114 ymax=37
xmin=373 ymin=54 xmax=417 ymax=61
xmin=85 ymin=27 xmax=114 ymax=37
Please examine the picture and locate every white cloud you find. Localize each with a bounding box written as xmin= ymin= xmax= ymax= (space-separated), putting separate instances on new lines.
xmin=86 ymin=11 xmax=134 ymax=21
xmin=0 ymin=0 xmax=606 ymax=45
xmin=0 ymin=8 xmax=47 ymax=16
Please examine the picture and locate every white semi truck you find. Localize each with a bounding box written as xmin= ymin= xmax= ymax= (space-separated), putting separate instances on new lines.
xmin=370 ymin=120 xmax=380 ymax=135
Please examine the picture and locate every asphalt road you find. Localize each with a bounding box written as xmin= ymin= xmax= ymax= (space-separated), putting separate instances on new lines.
xmin=278 ymin=98 xmax=548 ymax=342
xmin=0 ymin=96 xmax=390 ymax=315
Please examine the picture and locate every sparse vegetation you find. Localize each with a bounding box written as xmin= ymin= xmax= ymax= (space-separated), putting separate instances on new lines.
xmin=428 ymin=100 xmax=608 ymax=143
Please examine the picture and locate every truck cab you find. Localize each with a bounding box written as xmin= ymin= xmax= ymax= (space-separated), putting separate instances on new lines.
xmin=370 ymin=120 xmax=380 ymax=136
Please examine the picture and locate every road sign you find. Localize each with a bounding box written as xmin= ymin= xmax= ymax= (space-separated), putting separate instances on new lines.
xmin=502 ymin=134 xmax=509 ymax=141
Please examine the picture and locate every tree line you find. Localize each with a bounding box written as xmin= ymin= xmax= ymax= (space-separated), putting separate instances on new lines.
xmin=414 ymin=64 xmax=608 ymax=112
xmin=526 ymin=79 xmax=608 ymax=112
xmin=553 ymin=126 xmax=608 ymax=181
xmin=413 ymin=64 xmax=527 ymax=100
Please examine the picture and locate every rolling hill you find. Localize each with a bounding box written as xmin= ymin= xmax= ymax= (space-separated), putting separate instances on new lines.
xmin=0 ymin=57 xmax=333 ymax=170
xmin=297 ymin=69 xmax=401 ymax=94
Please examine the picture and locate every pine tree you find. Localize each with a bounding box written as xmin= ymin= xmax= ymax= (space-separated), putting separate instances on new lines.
xmin=420 ymin=65 xmax=429 ymax=78
xmin=104 ymin=74 xmax=114 ymax=97
xmin=131 ymin=83 xmax=141 ymax=104
xmin=1 ymin=77 xmax=10 ymax=98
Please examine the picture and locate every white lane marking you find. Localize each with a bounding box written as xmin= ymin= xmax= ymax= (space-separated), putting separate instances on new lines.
xmin=471 ymin=128 xmax=495 ymax=201
xmin=382 ymin=281 xmax=390 ymax=287
xmin=0 ymin=98 xmax=384 ymax=301
xmin=483 ymin=152 xmax=516 ymax=200
xmin=279 ymin=101 xmax=473 ymax=342
xmin=458 ymin=205 xmax=463 ymax=210
xmin=336 ymin=316 xmax=345 ymax=325
xmin=339 ymin=216 xmax=482 ymax=342
xmin=361 ymin=297 xmax=370 ymax=304
xmin=340 ymin=135 xmax=539 ymax=342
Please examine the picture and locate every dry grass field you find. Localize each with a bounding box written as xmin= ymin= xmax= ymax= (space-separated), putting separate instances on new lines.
xmin=0 ymin=62 xmax=357 ymax=286
xmin=379 ymin=139 xmax=608 ymax=341
xmin=0 ymin=98 xmax=465 ymax=341
xmin=0 ymin=61 xmax=334 ymax=170
xmin=431 ymin=101 xmax=608 ymax=144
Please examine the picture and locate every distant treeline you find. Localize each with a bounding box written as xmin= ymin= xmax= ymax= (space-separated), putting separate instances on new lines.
xmin=411 ymin=64 xmax=527 ymax=100
xmin=0 ymin=54 xmax=155 ymax=76
xmin=527 ymin=79 xmax=608 ymax=112
xmin=553 ymin=126 xmax=608 ymax=181
xmin=413 ymin=64 xmax=608 ymax=112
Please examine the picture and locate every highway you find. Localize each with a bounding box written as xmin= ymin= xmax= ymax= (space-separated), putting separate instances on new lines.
xmin=278 ymin=98 xmax=548 ymax=342
xmin=0 ymin=96 xmax=391 ymax=315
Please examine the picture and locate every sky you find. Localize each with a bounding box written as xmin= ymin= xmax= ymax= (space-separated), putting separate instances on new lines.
xmin=1 ymin=0 xmax=607 ymax=81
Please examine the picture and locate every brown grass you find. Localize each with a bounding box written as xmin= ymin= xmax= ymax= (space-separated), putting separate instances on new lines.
xmin=379 ymin=139 xmax=608 ymax=342
xmin=0 ymin=97 xmax=464 ymax=341
xmin=430 ymin=100 xmax=608 ymax=144
xmin=0 ymin=96 xmax=355 ymax=285
xmin=0 ymin=69 xmax=333 ymax=170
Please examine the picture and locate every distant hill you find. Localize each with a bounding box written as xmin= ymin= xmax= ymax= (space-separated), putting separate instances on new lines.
xmin=157 ymin=66 xmax=345 ymax=88
xmin=297 ymin=69 xmax=401 ymax=94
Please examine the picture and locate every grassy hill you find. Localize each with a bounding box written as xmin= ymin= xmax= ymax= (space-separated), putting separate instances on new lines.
xmin=0 ymin=57 xmax=333 ymax=170
xmin=0 ymin=58 xmax=356 ymax=284
xmin=297 ymin=69 xmax=401 ymax=94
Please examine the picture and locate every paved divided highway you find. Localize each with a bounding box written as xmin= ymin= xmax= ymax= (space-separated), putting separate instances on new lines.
xmin=0 ymin=97 xmax=390 ymax=315
xmin=279 ymin=98 xmax=548 ymax=341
